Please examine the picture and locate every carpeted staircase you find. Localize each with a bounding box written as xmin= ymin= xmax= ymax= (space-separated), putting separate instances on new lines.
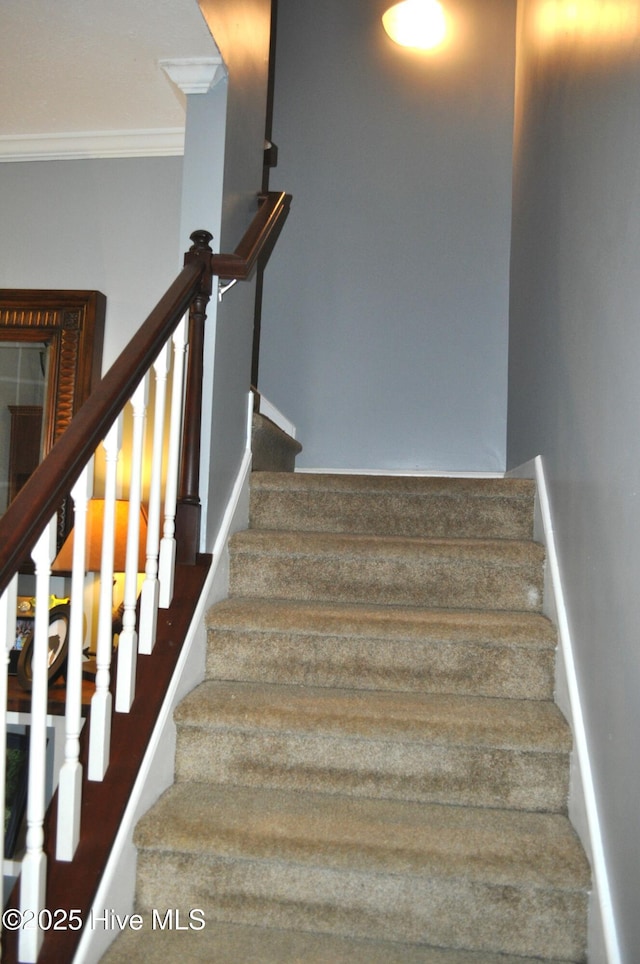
xmin=103 ymin=472 xmax=590 ymax=963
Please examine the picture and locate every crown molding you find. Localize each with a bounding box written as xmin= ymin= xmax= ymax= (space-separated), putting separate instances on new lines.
xmin=0 ymin=57 xmax=227 ymax=162
xmin=159 ymin=56 xmax=227 ymax=94
xmin=0 ymin=128 xmax=185 ymax=162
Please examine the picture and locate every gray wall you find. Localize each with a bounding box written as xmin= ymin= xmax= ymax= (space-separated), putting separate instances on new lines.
xmin=259 ymin=0 xmax=516 ymax=472
xmin=0 ymin=157 xmax=183 ymax=371
xmin=507 ymin=3 xmax=640 ymax=959
xmin=193 ymin=0 xmax=272 ymax=546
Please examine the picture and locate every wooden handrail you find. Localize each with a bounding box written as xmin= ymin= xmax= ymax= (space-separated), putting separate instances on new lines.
xmin=212 ymin=191 xmax=292 ymax=281
xmin=176 ymin=192 xmax=292 ymax=562
xmin=0 ymin=254 xmax=208 ymax=599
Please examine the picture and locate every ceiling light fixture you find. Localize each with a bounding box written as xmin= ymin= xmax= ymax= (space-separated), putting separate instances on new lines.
xmin=382 ymin=0 xmax=447 ymax=51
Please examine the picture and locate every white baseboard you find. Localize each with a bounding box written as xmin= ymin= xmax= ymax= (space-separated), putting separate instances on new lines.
xmin=507 ymin=456 xmax=620 ymax=964
xmin=74 ymin=445 xmax=252 ymax=963
xmin=295 ymin=467 xmax=503 ymax=478
xmin=254 ymin=393 xmax=297 ymax=439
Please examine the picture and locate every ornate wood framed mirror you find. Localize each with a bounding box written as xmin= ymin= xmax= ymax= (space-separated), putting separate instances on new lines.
xmin=0 ymin=289 xmax=106 ymax=540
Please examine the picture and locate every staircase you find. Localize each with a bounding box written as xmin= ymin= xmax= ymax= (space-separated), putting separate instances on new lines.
xmin=103 ymin=472 xmax=590 ymax=963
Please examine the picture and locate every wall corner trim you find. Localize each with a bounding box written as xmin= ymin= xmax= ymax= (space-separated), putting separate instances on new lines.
xmin=507 ymin=456 xmax=621 ymax=964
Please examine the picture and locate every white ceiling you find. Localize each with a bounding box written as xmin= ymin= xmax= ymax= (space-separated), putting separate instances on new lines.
xmin=0 ymin=0 xmax=218 ymax=150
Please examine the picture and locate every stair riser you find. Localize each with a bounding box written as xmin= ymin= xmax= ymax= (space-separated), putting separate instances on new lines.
xmin=206 ymin=630 xmax=555 ymax=699
xmin=229 ymin=551 xmax=544 ymax=612
xmin=175 ymin=728 xmax=569 ymax=812
xmin=135 ymin=852 xmax=587 ymax=962
xmin=252 ymin=414 xmax=302 ymax=472
xmin=250 ymin=492 xmax=534 ymax=540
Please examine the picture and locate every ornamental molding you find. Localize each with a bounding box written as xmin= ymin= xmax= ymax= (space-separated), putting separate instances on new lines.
xmin=159 ymin=56 xmax=227 ymax=95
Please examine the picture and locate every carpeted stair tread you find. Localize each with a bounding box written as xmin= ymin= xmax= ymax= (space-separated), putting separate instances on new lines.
xmin=231 ymin=528 xmax=544 ymax=561
xmin=101 ymin=919 xmax=578 ymax=964
xmin=134 ymin=782 xmax=589 ymax=890
xmin=176 ymin=681 xmax=570 ymax=752
xmin=173 ymin=681 xmax=570 ymax=810
xmin=250 ymin=472 xmax=535 ymax=539
xmin=229 ymin=530 xmax=545 ymax=612
xmin=205 ymin=598 xmax=556 ymax=699
xmin=206 ymin=597 xmax=555 ymax=647
xmin=251 ymin=474 xmax=535 ymax=497
xmin=133 ymin=786 xmax=588 ymax=957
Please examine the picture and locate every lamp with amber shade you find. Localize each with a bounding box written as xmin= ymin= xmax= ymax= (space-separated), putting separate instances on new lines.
xmin=52 ymin=499 xmax=148 ymax=677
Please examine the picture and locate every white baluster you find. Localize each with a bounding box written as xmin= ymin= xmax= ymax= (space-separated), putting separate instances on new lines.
xmin=0 ymin=573 xmax=18 ymax=829
xmin=20 ymin=519 xmax=57 ymax=963
xmin=88 ymin=418 xmax=122 ymax=782
xmin=116 ymin=378 xmax=148 ymax=713
xmin=139 ymin=342 xmax=170 ymax=654
xmin=158 ymin=315 xmax=188 ymax=608
xmin=57 ymin=463 xmax=92 ymax=860
xmin=0 ymin=576 xmax=17 ymax=960
xmin=0 ymin=576 xmax=18 ymax=659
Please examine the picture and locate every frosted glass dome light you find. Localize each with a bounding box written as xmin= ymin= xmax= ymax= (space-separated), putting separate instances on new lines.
xmin=382 ymin=0 xmax=447 ymax=50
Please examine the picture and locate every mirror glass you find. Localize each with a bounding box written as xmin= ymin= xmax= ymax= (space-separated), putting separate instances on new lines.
xmin=0 ymin=289 xmax=106 ymax=549
xmin=0 ymin=341 xmax=49 ymax=512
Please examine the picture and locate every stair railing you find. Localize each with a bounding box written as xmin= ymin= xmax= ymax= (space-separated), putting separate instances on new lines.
xmin=177 ymin=190 xmax=291 ymax=563
xmin=0 ymin=190 xmax=290 ymax=963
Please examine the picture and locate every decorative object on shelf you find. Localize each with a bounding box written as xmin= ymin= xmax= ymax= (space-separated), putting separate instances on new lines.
xmin=16 ymin=597 xmax=36 ymax=617
xmin=382 ymin=0 xmax=447 ymax=50
xmin=10 ymin=596 xmax=36 ymax=675
xmin=16 ymin=603 xmax=70 ymax=691
xmin=12 ymin=620 xmax=34 ymax=675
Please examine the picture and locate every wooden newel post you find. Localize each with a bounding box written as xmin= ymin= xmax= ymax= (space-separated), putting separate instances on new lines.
xmin=175 ymin=229 xmax=214 ymax=564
